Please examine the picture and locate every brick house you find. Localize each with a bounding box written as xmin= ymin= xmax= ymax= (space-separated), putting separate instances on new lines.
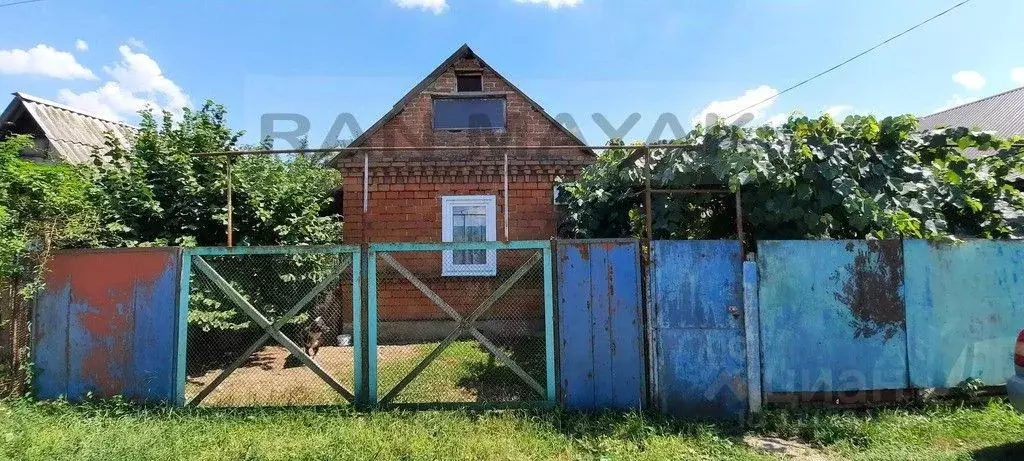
xmin=328 ymin=45 xmax=593 ymax=341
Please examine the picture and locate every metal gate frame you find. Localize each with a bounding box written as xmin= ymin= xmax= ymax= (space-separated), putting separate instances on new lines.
xmin=366 ymin=240 xmax=556 ymax=407
xmin=176 ymin=245 xmax=362 ymax=406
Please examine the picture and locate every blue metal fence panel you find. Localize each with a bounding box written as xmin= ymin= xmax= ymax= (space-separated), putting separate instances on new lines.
xmin=33 ymin=248 xmax=182 ymax=403
xmin=904 ymin=240 xmax=1024 ymax=388
xmin=556 ymin=240 xmax=644 ymax=411
xmin=32 ymin=278 xmax=70 ymax=399
xmin=650 ymin=240 xmax=747 ymax=418
xmin=758 ymin=240 xmax=908 ymax=393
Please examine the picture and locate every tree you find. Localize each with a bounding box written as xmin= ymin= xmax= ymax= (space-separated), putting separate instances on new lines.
xmin=87 ymin=102 xmax=344 ymax=331
xmin=0 ymin=135 xmax=98 ymax=293
xmin=88 ymin=101 xmax=342 ymax=248
xmin=559 ymin=114 xmax=1024 ymax=241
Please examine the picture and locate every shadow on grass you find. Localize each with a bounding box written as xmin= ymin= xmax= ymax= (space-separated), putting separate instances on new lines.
xmin=455 ymin=335 xmax=547 ymax=403
xmin=973 ymin=441 xmax=1024 ymax=460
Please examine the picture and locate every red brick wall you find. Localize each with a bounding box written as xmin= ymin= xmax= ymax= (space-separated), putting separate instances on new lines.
xmin=345 ymin=174 xmax=558 ymax=244
xmin=335 ymin=53 xmax=593 ymax=326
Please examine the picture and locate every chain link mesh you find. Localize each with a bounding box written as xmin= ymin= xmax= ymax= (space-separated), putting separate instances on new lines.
xmin=374 ymin=247 xmax=548 ymax=405
xmin=185 ymin=251 xmax=356 ymax=407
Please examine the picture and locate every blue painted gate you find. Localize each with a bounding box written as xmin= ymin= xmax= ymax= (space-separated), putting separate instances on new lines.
xmin=556 ymin=240 xmax=645 ymax=411
xmin=649 ymin=240 xmax=747 ymax=418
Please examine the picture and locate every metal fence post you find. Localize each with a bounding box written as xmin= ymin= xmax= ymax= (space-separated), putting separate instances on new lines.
xmin=742 ymin=259 xmax=762 ymax=414
xmin=543 ymin=241 xmax=556 ymax=403
xmin=353 ymin=245 xmax=366 ymax=407
xmin=365 ymin=245 xmax=378 ymax=406
xmin=174 ymin=248 xmax=192 ymax=407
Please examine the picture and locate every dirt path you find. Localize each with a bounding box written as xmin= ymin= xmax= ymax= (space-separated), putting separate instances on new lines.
xmin=186 ymin=344 xmax=421 ymax=406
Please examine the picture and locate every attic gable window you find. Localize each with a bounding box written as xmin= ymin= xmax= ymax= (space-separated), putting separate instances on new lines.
xmin=432 ymin=97 xmax=506 ymax=130
xmin=456 ymin=73 xmax=483 ymax=93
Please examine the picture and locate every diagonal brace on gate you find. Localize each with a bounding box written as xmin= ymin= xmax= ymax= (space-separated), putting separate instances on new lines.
xmin=378 ymin=251 xmax=544 ymax=404
xmin=191 ymin=256 xmax=355 ymax=404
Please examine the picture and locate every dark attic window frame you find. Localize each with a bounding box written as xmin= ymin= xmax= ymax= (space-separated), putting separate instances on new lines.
xmin=456 ymin=72 xmax=483 ymax=93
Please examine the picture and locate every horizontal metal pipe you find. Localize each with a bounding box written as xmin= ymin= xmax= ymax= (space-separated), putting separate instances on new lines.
xmin=190 ymin=144 xmax=703 ymax=157
xmin=649 ymin=188 xmax=733 ymax=194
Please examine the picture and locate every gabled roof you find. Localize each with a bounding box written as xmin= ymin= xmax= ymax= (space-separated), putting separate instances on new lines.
xmin=919 ymin=85 xmax=1024 ymax=138
xmin=0 ymin=92 xmax=137 ymax=164
xmin=334 ymin=45 xmax=587 ymax=165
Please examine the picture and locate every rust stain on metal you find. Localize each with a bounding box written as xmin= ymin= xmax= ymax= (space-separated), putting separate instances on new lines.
xmin=61 ymin=252 xmax=172 ymax=395
xmin=606 ymin=261 xmax=617 ymax=355
xmin=576 ymin=243 xmax=590 ymax=261
xmin=835 ymin=240 xmax=905 ymax=341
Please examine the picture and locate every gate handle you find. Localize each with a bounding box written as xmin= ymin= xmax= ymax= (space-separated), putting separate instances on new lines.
xmin=728 ymin=305 xmax=741 ymax=320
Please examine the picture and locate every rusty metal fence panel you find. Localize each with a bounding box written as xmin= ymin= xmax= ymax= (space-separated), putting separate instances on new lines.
xmin=32 ymin=248 xmax=182 ymax=403
xmin=180 ymin=246 xmax=361 ymax=407
xmin=367 ymin=241 xmax=555 ymax=408
xmin=757 ymin=240 xmax=909 ymax=394
xmin=649 ymin=240 xmax=748 ymax=418
xmin=556 ymin=240 xmax=644 ymax=411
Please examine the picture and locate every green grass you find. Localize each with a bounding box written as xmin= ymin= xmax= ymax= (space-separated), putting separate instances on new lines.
xmin=378 ymin=339 xmax=546 ymax=404
xmin=1 ymin=399 xmax=1022 ymax=460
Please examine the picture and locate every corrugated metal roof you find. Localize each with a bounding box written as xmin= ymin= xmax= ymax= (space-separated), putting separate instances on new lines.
xmin=2 ymin=92 xmax=137 ymax=164
xmin=918 ymin=85 xmax=1024 ymax=140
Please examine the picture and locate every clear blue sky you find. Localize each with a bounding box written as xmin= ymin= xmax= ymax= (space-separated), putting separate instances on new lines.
xmin=2 ymin=0 xmax=1023 ymax=147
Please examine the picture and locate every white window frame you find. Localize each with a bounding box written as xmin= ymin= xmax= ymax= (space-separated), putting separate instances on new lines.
xmin=441 ymin=195 xmax=497 ymax=276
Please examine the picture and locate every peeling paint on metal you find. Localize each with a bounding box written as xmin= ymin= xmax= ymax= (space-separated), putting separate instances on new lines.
xmin=556 ymin=240 xmax=644 ymax=411
xmin=649 ymin=240 xmax=747 ymax=418
xmin=32 ymin=248 xmax=182 ymax=403
xmin=758 ymin=240 xmax=908 ymax=393
xmin=835 ymin=240 xmax=905 ymax=341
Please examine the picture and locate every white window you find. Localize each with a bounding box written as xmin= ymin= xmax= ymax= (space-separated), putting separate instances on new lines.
xmin=441 ymin=195 xmax=497 ymax=276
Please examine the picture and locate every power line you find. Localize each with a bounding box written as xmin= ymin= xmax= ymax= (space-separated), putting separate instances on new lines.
xmin=722 ymin=0 xmax=973 ymax=122
xmin=0 ymin=0 xmax=45 ymax=8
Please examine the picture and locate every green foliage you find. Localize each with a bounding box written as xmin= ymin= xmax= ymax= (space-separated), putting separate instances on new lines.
xmin=560 ymin=114 xmax=1024 ymax=241
xmin=0 ymin=135 xmax=98 ymax=289
xmin=88 ymin=102 xmax=342 ymax=248
xmin=82 ymin=102 xmax=343 ymax=331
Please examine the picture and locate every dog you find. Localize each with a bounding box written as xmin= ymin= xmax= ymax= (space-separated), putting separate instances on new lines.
xmin=301 ymin=316 xmax=331 ymax=358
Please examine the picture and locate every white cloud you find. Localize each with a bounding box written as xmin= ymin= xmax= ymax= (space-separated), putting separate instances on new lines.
xmin=126 ymin=37 xmax=146 ymax=50
xmin=693 ymin=85 xmax=779 ymax=126
xmin=952 ymin=70 xmax=986 ymax=91
xmin=394 ymin=0 xmax=447 ymax=14
xmin=824 ymin=105 xmax=852 ymax=118
xmin=59 ymin=83 xmax=152 ymax=121
xmin=58 ymin=44 xmax=190 ymax=121
xmin=933 ymin=94 xmax=977 ymax=113
xmin=0 ymin=44 xmax=96 ymax=79
xmin=514 ymin=0 xmax=583 ymax=8
xmin=75 ymin=39 xmax=88 ymax=51
xmin=1012 ymin=67 xmax=1024 ymax=86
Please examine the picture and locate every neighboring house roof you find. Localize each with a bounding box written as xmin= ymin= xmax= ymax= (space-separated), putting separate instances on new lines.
xmin=331 ymin=44 xmax=588 ymax=167
xmin=918 ymin=85 xmax=1024 ymax=140
xmin=0 ymin=92 xmax=137 ymax=164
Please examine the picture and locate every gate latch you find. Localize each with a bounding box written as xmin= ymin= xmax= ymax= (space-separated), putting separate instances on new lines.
xmin=728 ymin=305 xmax=741 ymax=320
